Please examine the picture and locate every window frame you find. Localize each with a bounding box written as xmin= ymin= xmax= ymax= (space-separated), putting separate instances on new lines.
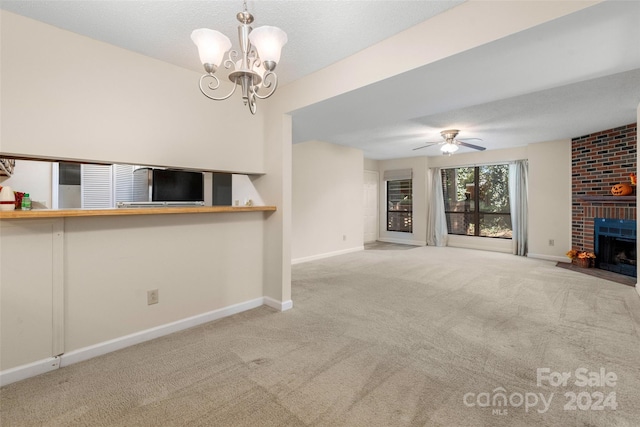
xmin=386 ymin=178 xmax=413 ymax=233
xmin=441 ymin=165 xmax=512 ymax=239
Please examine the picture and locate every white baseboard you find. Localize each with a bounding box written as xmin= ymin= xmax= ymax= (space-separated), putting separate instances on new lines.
xmin=292 ymin=246 xmax=364 ymax=265
xmin=636 ymin=284 xmax=640 ymax=297
xmin=60 ymin=297 xmax=266 ymax=368
xmin=528 ymin=253 xmax=570 ymax=263
xmin=377 ymin=238 xmax=425 ymax=246
xmin=0 ymin=356 xmax=60 ymax=387
xmin=264 ymin=296 xmax=293 ymax=311
xmin=0 ymin=296 xmax=292 ymax=386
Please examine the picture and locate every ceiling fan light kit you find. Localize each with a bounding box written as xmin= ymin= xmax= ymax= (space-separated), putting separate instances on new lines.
xmin=413 ymin=129 xmax=487 ymax=155
xmin=191 ymin=0 xmax=287 ymax=114
xmin=441 ymin=142 xmax=459 ymax=155
xmin=440 ymin=129 xmax=462 ymax=155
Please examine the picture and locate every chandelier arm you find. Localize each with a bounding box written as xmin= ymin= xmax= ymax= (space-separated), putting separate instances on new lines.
xmin=247 ymin=93 xmax=257 ymax=115
xmin=224 ymin=50 xmax=239 ymax=70
xmin=198 ymin=74 xmax=237 ymax=101
xmin=253 ymin=71 xmax=279 ymax=100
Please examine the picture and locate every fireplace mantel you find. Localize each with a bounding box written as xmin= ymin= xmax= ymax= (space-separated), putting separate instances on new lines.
xmin=579 ymin=196 xmax=636 ymax=203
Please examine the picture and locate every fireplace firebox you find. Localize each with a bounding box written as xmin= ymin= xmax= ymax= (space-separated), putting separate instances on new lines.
xmin=594 ymin=218 xmax=637 ymax=277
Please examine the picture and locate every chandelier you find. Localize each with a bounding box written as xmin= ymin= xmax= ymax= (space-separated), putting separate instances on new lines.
xmin=191 ymin=1 xmax=287 ymax=114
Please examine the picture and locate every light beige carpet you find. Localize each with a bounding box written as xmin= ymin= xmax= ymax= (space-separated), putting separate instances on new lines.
xmin=2 ymin=245 xmax=639 ymax=426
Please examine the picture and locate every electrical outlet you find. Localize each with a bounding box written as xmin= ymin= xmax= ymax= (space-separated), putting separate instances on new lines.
xmin=147 ymin=289 xmax=159 ymax=305
xmin=548 ymin=239 xmax=555 ymax=246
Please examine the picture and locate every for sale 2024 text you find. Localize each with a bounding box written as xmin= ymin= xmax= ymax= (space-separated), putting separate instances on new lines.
xmin=537 ymin=368 xmax=618 ymax=411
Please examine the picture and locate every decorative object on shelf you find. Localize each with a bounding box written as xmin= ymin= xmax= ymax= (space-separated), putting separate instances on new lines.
xmin=191 ymin=0 xmax=287 ymax=114
xmin=0 ymin=186 xmax=16 ymax=211
xmin=13 ymin=191 xmax=24 ymax=209
xmin=630 ymin=173 xmax=637 ymax=186
xmin=0 ymin=158 xmax=15 ymax=176
xmin=611 ymin=182 xmax=634 ymax=196
xmin=21 ymin=193 xmax=31 ymax=210
xmin=566 ymin=249 xmax=596 ymax=268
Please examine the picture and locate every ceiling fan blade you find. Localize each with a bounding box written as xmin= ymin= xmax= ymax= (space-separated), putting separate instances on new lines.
xmin=457 ymin=137 xmax=483 ymax=142
xmin=457 ymin=141 xmax=486 ymax=151
xmin=412 ymin=143 xmax=439 ymax=151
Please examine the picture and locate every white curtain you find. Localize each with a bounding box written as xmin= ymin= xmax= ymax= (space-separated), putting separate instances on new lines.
xmin=509 ymin=160 xmax=528 ymax=256
xmin=426 ymin=167 xmax=448 ymax=246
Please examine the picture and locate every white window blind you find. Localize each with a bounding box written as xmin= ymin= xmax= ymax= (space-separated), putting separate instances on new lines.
xmin=81 ymin=164 xmax=113 ymax=209
xmin=383 ymin=169 xmax=412 ymax=181
xmin=114 ymin=164 xmax=135 ymax=203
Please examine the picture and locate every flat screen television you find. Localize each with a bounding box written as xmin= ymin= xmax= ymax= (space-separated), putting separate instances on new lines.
xmin=151 ymin=169 xmax=204 ymax=202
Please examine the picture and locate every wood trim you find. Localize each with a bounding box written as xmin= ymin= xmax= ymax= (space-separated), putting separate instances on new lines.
xmin=0 ymin=205 xmax=276 ymax=219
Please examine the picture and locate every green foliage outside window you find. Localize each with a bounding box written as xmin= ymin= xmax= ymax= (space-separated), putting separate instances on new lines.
xmin=442 ymin=165 xmax=512 ymax=238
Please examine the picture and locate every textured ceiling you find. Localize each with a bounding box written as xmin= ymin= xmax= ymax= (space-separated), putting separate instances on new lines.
xmin=2 ymin=1 xmax=639 ymax=160
xmin=291 ymin=0 xmax=640 ymax=159
xmin=0 ymin=0 xmax=464 ymax=85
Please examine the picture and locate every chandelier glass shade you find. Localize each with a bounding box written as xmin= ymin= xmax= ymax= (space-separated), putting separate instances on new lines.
xmin=191 ymin=2 xmax=287 ymax=114
xmin=441 ymin=142 xmax=459 ymax=154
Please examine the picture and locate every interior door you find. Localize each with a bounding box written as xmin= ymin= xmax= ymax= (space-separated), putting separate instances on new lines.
xmin=363 ymin=170 xmax=379 ymax=243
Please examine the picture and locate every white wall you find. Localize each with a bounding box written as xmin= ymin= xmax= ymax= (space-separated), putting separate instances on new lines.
xmin=232 ymin=174 xmax=265 ymax=207
xmin=253 ymin=112 xmax=292 ymax=306
xmin=0 ymin=1 xmax=602 ymax=377
xmin=0 ymin=11 xmax=264 ymax=174
xmin=427 ymin=143 xmax=572 ymax=258
xmin=0 ymin=160 xmax=52 ymax=208
xmin=292 ymin=141 xmax=364 ymax=263
xmin=63 ymin=214 xmax=264 ymax=352
xmin=0 ymin=10 xmax=278 ymax=379
xmin=527 ymin=139 xmax=572 ymax=261
xmin=258 ymin=0 xmax=597 ymax=325
xmin=1 ymin=220 xmax=62 ymax=371
xmin=364 ymin=158 xmax=380 ymax=171
xmin=377 ymin=157 xmax=428 ymax=246
xmin=0 ymin=213 xmax=266 ymax=376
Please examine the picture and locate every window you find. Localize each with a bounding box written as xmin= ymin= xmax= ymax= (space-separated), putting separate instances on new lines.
xmin=387 ymin=179 xmax=412 ymax=232
xmin=441 ymin=165 xmax=511 ymax=238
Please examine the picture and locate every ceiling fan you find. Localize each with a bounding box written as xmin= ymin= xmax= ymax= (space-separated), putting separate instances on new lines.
xmin=413 ymin=129 xmax=486 ymax=154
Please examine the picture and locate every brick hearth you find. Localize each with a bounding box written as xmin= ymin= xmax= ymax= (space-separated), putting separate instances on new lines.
xmin=571 ymin=123 xmax=637 ymax=252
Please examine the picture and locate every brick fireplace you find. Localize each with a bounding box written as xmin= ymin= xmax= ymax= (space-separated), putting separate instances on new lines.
xmin=571 ymin=123 xmax=637 ymax=271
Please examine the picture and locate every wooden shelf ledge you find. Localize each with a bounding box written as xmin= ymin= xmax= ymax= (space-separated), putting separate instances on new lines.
xmin=578 ymin=196 xmax=636 ymax=203
xmin=0 ymin=205 xmax=276 ymax=219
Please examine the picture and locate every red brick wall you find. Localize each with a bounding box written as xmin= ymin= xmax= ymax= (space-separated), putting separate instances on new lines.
xmin=571 ymin=123 xmax=637 ymax=251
